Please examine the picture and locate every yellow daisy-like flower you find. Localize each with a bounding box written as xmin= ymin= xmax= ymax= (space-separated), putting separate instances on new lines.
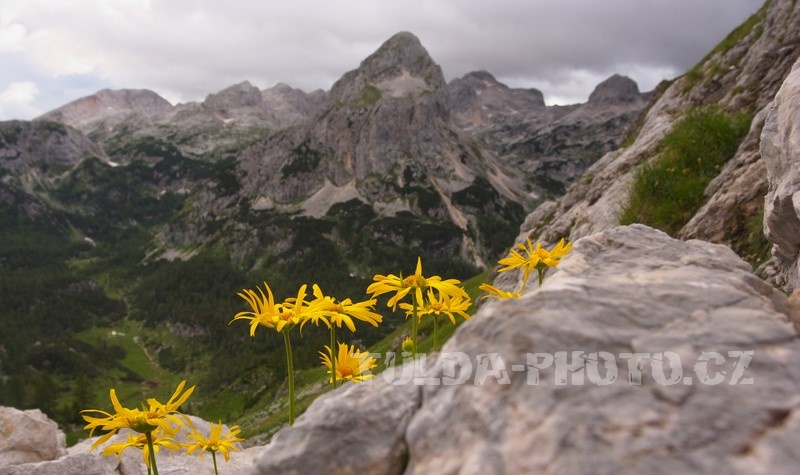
xmin=230 ymin=281 xmax=282 ymax=336
xmin=319 ymin=342 xmax=377 ymax=383
xmin=478 ymin=283 xmax=522 ymax=300
xmin=302 ymin=284 xmax=383 ymax=333
xmin=146 ymin=379 xmax=196 ymax=420
xmin=230 ymin=282 xmax=335 ymax=424
xmin=497 ymin=237 xmax=572 ymax=290
xmin=367 ymin=257 xmax=467 ymax=310
xmin=101 ymin=425 xmax=181 ymax=468
xmin=185 ymin=421 xmax=245 ymax=463
xmin=549 ymin=238 xmax=573 ymax=260
xmin=275 ymin=284 xmax=318 ymax=333
xmin=401 ymin=289 xmax=472 ymax=325
xmin=81 ymin=380 xmax=195 ymax=450
xmin=232 ymin=282 xmax=332 ymax=334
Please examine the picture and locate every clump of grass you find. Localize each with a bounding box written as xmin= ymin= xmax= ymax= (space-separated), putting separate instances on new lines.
xmin=620 ymin=107 xmax=751 ymax=235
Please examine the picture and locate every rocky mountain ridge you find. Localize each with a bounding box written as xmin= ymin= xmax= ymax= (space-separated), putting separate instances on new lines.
xmin=25 ymin=31 xmax=647 ymax=269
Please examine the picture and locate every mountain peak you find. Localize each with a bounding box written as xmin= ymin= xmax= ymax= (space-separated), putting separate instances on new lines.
xmin=382 ymin=31 xmax=423 ymax=48
xmin=203 ymin=81 xmax=262 ymax=110
xmin=36 ymin=88 xmax=172 ymax=132
xmin=588 ymin=74 xmax=642 ymax=104
xmin=330 ymin=31 xmax=445 ymax=102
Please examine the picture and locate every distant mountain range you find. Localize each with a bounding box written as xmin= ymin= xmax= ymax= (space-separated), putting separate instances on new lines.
xmin=27 ymin=31 xmax=646 ymax=268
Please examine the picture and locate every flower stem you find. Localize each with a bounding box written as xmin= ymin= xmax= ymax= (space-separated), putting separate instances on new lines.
xmin=145 ymin=431 xmax=159 ymax=475
xmin=412 ymin=298 xmax=418 ymax=358
xmin=212 ymin=451 xmax=219 ymax=475
xmin=330 ymin=325 xmax=337 ymax=388
xmin=537 ymin=267 xmax=544 ymax=287
xmin=433 ymin=314 xmax=438 ymax=351
xmin=282 ymin=330 xmax=295 ymax=425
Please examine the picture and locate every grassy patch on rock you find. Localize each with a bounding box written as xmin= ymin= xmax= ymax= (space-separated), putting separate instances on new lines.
xmin=619 ymin=107 xmax=751 ymax=235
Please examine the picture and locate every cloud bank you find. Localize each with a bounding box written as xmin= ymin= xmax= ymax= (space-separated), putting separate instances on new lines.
xmin=0 ymin=0 xmax=763 ymax=120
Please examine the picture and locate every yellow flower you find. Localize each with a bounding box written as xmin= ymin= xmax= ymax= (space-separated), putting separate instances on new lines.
xmin=230 ymin=282 xmax=282 ymax=336
xmin=231 ymin=282 xmax=332 ymax=334
xmin=479 ymin=283 xmax=522 ymax=300
xmin=231 ymin=282 xmax=324 ymax=425
xmin=275 ymin=284 xmax=316 ymax=332
xmin=81 ymin=380 xmax=195 ymax=451
xmin=319 ymin=343 xmax=377 ymax=383
xmin=401 ymin=289 xmax=471 ymax=325
xmin=146 ymin=379 xmax=195 ymax=419
xmin=549 ymin=237 xmax=573 ymax=260
xmin=101 ymin=425 xmax=180 ymax=468
xmin=302 ymin=284 xmax=383 ymax=333
xmin=497 ymin=237 xmax=572 ymax=290
xmin=185 ymin=421 xmax=245 ymax=462
xmin=368 ymin=257 xmax=467 ymax=310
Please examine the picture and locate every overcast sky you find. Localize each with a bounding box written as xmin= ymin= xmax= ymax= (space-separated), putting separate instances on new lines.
xmin=0 ymin=0 xmax=763 ymax=121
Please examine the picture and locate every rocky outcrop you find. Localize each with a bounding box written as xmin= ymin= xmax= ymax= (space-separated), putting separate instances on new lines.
xmin=0 ymin=412 xmax=260 ymax=474
xmin=522 ymin=0 xmax=800 ymax=262
xmin=0 ymin=408 xmax=67 ymax=466
xmin=762 ymin=57 xmax=800 ymax=292
xmin=249 ymin=375 xmax=419 ymax=474
xmin=247 ymin=224 xmax=800 ymax=474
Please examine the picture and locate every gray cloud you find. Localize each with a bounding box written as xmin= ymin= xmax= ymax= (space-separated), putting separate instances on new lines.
xmin=0 ymin=0 xmax=763 ymax=119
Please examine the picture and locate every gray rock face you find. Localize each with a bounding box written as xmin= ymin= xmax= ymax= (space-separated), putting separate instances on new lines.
xmin=0 ymin=120 xmax=106 ymax=219
xmin=0 ymin=407 xmax=66 ymax=467
xmin=762 ymin=57 xmax=800 ymax=292
xmin=0 ymin=120 xmax=103 ymax=175
xmin=260 ymin=83 xmax=327 ymax=129
xmin=448 ymin=70 xmax=546 ymax=130
xmin=245 ymin=224 xmax=800 ymax=474
xmin=448 ymin=72 xmax=648 ymax=197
